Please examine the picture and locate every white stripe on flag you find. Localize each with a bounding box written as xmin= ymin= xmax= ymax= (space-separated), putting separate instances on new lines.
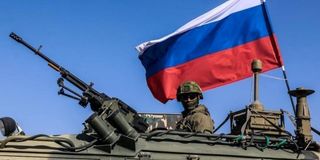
xmin=136 ymin=0 xmax=264 ymax=55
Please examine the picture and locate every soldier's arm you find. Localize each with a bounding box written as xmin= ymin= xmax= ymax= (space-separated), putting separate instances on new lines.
xmin=191 ymin=113 xmax=214 ymax=133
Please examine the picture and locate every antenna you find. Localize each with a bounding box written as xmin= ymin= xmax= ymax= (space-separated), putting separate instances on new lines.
xmin=230 ymin=59 xmax=286 ymax=137
xmin=250 ymin=59 xmax=264 ymax=111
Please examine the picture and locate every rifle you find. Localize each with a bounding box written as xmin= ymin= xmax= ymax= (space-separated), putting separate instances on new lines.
xmin=9 ymin=32 xmax=148 ymax=145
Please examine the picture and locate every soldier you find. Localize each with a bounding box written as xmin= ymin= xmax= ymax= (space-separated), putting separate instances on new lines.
xmin=175 ymin=81 xmax=214 ymax=133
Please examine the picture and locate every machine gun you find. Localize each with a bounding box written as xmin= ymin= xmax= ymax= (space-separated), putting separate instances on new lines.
xmin=9 ymin=32 xmax=148 ymax=147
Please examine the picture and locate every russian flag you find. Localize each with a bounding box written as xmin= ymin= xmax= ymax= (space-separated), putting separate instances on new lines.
xmin=136 ymin=0 xmax=283 ymax=103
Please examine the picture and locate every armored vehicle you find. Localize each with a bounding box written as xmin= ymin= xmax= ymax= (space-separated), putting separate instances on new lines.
xmin=0 ymin=33 xmax=319 ymax=159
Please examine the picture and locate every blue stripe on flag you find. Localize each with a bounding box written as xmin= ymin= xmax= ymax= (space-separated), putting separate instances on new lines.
xmin=140 ymin=5 xmax=271 ymax=78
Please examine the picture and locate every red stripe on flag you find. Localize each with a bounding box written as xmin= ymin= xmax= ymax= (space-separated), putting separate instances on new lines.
xmin=147 ymin=35 xmax=283 ymax=103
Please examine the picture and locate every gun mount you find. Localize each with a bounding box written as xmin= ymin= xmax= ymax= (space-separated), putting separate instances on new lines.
xmin=9 ymin=32 xmax=148 ymax=150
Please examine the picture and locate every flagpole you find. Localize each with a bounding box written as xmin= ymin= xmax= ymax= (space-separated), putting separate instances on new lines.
xmin=280 ymin=66 xmax=296 ymax=115
xmin=261 ymin=0 xmax=296 ymax=114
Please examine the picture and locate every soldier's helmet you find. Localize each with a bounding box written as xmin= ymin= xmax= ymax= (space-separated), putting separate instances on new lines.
xmin=176 ymin=81 xmax=203 ymax=101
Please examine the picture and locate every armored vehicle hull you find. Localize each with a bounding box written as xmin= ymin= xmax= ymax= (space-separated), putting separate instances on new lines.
xmin=0 ymin=132 xmax=319 ymax=160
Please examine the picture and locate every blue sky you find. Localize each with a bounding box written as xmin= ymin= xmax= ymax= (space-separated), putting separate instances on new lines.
xmin=0 ymin=0 xmax=319 ymax=141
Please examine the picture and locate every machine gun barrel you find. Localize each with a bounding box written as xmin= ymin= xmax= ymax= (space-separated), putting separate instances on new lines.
xmin=9 ymin=32 xmax=148 ymax=136
xmin=9 ymin=32 xmax=111 ymax=101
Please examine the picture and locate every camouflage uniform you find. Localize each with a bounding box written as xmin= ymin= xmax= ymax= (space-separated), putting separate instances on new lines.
xmin=175 ymin=81 xmax=214 ymax=133
xmin=176 ymin=104 xmax=214 ymax=133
